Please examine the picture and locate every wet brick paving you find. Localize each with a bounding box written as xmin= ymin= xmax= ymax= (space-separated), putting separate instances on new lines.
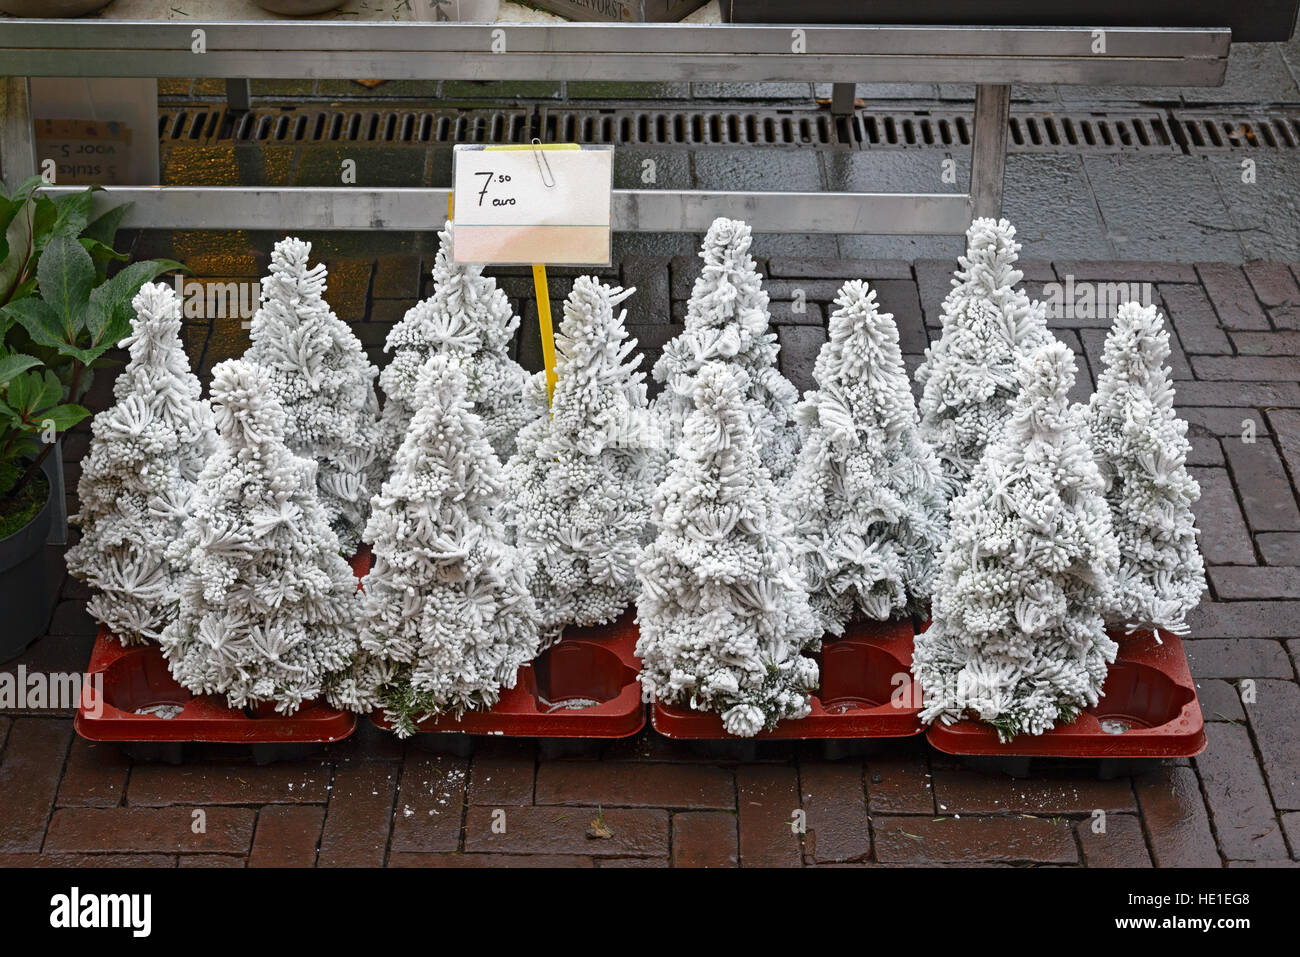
xmin=2 ymin=251 xmax=1298 ymax=867
xmin=4 ymin=47 xmax=1300 ymax=864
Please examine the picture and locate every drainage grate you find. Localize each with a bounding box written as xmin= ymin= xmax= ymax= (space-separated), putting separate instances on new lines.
xmin=1008 ymin=111 xmax=1179 ymax=153
xmin=844 ymin=110 xmax=972 ymax=149
xmin=157 ymin=104 xmax=1300 ymax=155
xmin=844 ymin=108 xmax=1179 ymax=153
xmin=538 ymin=106 xmax=843 ymax=148
xmin=1171 ymin=110 xmax=1300 ymax=151
xmin=539 ymin=105 xmax=1177 ymax=152
xmin=158 ymin=106 xmax=532 ymax=146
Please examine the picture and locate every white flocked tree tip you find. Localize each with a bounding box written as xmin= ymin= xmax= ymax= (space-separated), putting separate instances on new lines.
xmin=65 ymin=281 xmax=218 ymax=645
xmin=159 ymin=358 xmax=362 ymax=716
xmin=784 ymin=279 xmax=949 ymax=633
xmin=916 ymin=217 xmax=1052 ymax=492
xmin=503 ymin=275 xmax=658 ymax=640
xmin=377 ymin=220 xmax=533 ymax=470
xmin=245 ymin=236 xmax=381 ymax=554
xmin=651 ymin=217 xmax=801 ymax=483
xmin=912 ymin=340 xmax=1121 ymax=742
xmin=332 ymin=353 xmax=541 ymax=737
xmin=636 ymin=360 xmax=820 ymax=738
xmin=1085 ymin=301 xmax=1206 ymax=636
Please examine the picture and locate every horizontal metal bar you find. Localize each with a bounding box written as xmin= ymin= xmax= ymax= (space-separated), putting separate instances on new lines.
xmin=0 ymin=21 xmax=1230 ymax=85
xmin=42 ymin=186 xmax=975 ymax=235
xmin=616 ymin=190 xmax=972 ymax=233
xmin=0 ymin=21 xmax=1232 ymax=57
xmin=0 ymin=52 xmax=1229 ymax=86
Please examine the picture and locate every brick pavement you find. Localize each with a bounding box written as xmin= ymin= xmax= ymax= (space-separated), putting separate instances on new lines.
xmin=2 ymin=253 xmax=1298 ymax=867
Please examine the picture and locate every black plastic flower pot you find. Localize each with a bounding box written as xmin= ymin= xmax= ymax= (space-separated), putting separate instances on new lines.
xmin=0 ymin=455 xmax=57 ymax=664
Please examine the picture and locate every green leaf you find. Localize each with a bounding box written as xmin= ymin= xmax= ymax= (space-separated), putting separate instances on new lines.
xmin=82 ymin=294 xmax=112 ymax=341
xmin=1 ymin=175 xmax=45 ymax=203
xmin=0 ymin=352 xmax=41 ymax=386
xmin=36 ymin=234 xmax=95 ymax=339
xmin=4 ymin=297 xmax=67 ymax=350
xmin=0 ymin=196 xmax=38 ymax=305
xmin=2 ymin=325 xmax=58 ymax=370
xmin=91 ymin=258 xmax=185 ymax=342
xmin=34 ymin=369 xmax=62 ymax=411
xmin=81 ymin=200 xmax=129 ymax=248
xmin=89 ymin=309 xmax=132 ymax=354
xmin=6 ymin=433 xmax=41 ymax=461
xmin=81 ymin=202 xmax=132 ymax=282
xmin=7 ymin=276 xmax=36 ymax=302
xmin=0 ymin=196 xmax=17 ymax=256
xmin=36 ymin=403 xmax=89 ymax=433
xmin=51 ymin=188 xmax=97 ymax=240
xmin=23 ymin=194 xmax=58 ymax=263
xmin=79 ymin=236 xmax=130 ymax=282
xmin=0 ymin=394 xmax=20 ymax=428
xmin=5 ymin=369 xmax=39 ymax=417
xmin=53 ymin=341 xmax=104 ymax=367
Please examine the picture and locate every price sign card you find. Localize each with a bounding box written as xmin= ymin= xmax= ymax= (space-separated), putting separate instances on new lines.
xmin=452 ymin=143 xmax=613 ymax=266
xmin=34 ymin=118 xmax=134 ymax=185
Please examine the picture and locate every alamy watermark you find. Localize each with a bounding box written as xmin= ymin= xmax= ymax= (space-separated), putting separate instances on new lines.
xmin=50 ymin=887 xmax=151 ymax=937
xmin=1040 ymin=276 xmax=1154 ymax=321
xmin=171 ymin=275 xmax=261 ymax=325
xmin=0 ymin=666 xmax=102 ymax=717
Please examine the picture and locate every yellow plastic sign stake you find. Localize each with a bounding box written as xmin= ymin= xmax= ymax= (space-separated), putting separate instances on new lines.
xmin=481 ymin=143 xmax=580 ymax=409
xmin=532 ymin=264 xmax=557 ymax=406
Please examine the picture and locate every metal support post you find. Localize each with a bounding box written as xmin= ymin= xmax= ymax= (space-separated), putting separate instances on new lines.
xmin=970 ymin=83 xmax=1010 ymax=219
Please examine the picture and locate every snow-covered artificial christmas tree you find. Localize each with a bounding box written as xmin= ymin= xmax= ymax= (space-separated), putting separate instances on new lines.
xmin=636 ymin=361 xmax=820 ymax=738
xmin=1085 ymin=301 xmax=1205 ymax=635
xmin=653 ymin=217 xmax=800 ymax=481
xmin=245 ymin=237 xmax=380 ymax=554
xmin=783 ymin=280 xmax=948 ymax=632
xmin=377 ymin=221 xmax=532 ymax=467
xmin=916 ymin=217 xmax=1052 ymax=489
xmin=503 ymin=276 xmax=657 ymax=640
xmin=329 ymin=355 xmax=540 ymax=737
xmin=160 ymin=359 xmax=361 ymax=715
xmin=912 ymin=341 xmax=1119 ymax=741
xmin=65 ymin=282 xmax=217 ymax=645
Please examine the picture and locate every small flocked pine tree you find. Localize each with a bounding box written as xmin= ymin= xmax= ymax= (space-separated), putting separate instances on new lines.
xmin=653 ymin=217 xmax=800 ymax=481
xmin=160 ymin=359 xmax=361 ymax=715
xmin=65 ymin=282 xmax=217 ymax=644
xmin=503 ymin=277 xmax=658 ymax=640
xmin=783 ymin=280 xmax=948 ymax=632
xmin=916 ymin=217 xmax=1052 ymax=489
xmin=912 ymin=342 xmax=1120 ymax=741
xmin=377 ymin=221 xmax=532 ymax=467
xmin=636 ymin=361 xmax=820 ymax=738
xmin=245 ymin=237 xmax=380 ymax=553
xmin=329 ymin=355 xmax=541 ymax=737
xmin=1085 ymin=302 xmax=1206 ymax=635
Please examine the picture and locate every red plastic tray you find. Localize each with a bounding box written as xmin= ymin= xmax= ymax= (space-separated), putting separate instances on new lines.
xmin=925 ymin=629 xmax=1206 ymax=758
xmin=74 ymin=631 xmax=357 ymax=743
xmin=73 ymin=551 xmax=371 ymax=745
xmin=370 ymin=610 xmax=646 ymax=738
xmin=651 ymin=617 xmax=925 ymax=739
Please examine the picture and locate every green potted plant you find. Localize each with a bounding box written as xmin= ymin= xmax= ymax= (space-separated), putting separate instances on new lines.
xmin=0 ymin=175 xmax=180 ymax=662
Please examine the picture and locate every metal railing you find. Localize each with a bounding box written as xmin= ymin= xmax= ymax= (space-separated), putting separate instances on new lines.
xmin=0 ymin=20 xmax=1231 ymax=234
